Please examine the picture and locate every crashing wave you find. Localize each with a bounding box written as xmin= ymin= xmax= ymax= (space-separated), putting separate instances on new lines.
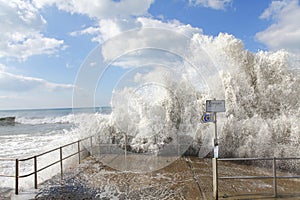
xmin=15 ymin=114 xmax=75 ymax=125
xmin=76 ymin=32 xmax=299 ymax=171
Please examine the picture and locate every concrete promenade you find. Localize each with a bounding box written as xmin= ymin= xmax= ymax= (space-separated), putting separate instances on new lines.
xmin=6 ymin=156 xmax=300 ymax=199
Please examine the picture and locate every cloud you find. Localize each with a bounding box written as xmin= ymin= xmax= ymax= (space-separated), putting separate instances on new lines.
xmin=71 ymin=18 xmax=141 ymax=42
xmin=0 ymin=63 xmax=6 ymax=71
xmin=62 ymin=1 xmax=157 ymax=43
xmin=0 ymin=0 xmax=66 ymax=60
xmin=256 ymin=0 xmax=300 ymax=54
xmin=111 ymin=49 xmax=184 ymax=69
xmin=0 ymin=66 xmax=74 ymax=109
xmin=64 ymin=1 xmax=204 ymax=48
xmin=137 ymin=18 xmax=202 ymax=37
xmin=189 ymin=0 xmax=232 ymax=10
xmin=33 ymin=0 xmax=154 ymax=19
xmin=100 ymin=18 xmax=203 ymax=64
xmin=0 ymin=70 xmax=73 ymax=92
xmin=1 ymin=33 xmax=65 ymax=61
xmin=71 ymin=17 xmax=203 ymax=51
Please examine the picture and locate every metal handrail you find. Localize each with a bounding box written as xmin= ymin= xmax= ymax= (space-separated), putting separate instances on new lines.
xmin=0 ymin=174 xmax=15 ymax=178
xmin=218 ymin=157 xmax=300 ymax=161
xmin=0 ymin=158 xmax=16 ymax=160
xmin=18 ymin=136 xmax=92 ymax=162
xmin=213 ymin=157 xmax=300 ymax=199
xmin=0 ymin=135 xmax=94 ymax=195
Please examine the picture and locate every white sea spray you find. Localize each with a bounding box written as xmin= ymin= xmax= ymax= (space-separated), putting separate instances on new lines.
xmin=75 ymin=33 xmax=300 ymax=171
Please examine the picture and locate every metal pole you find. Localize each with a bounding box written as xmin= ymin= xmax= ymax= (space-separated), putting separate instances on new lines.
xmin=214 ymin=112 xmax=218 ymax=158
xmin=273 ymin=157 xmax=277 ymax=197
xmin=15 ymin=159 xmax=19 ymax=195
xmin=60 ymin=147 xmax=63 ymax=180
xmin=78 ymin=141 xmax=81 ymax=164
xmin=214 ymin=112 xmax=217 ymax=140
xmin=213 ymin=158 xmax=218 ymax=200
xmin=34 ymin=156 xmax=38 ymax=189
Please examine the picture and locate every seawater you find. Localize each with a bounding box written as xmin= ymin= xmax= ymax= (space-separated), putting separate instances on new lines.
xmin=0 ymin=107 xmax=110 ymax=189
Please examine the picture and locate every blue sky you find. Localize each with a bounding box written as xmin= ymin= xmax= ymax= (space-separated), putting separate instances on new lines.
xmin=0 ymin=0 xmax=299 ymax=110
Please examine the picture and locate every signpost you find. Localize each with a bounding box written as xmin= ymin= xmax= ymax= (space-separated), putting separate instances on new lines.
xmin=205 ymin=99 xmax=225 ymax=158
xmin=204 ymin=99 xmax=225 ymax=200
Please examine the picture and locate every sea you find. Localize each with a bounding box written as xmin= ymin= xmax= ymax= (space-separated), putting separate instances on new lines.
xmin=0 ymin=107 xmax=111 ymax=189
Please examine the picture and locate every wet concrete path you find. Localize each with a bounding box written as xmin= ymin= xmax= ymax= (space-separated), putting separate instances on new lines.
xmin=7 ymin=156 xmax=300 ymax=199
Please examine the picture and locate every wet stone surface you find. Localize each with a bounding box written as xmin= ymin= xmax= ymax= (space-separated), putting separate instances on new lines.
xmin=34 ymin=157 xmax=204 ymax=199
xmin=30 ymin=156 xmax=300 ymax=200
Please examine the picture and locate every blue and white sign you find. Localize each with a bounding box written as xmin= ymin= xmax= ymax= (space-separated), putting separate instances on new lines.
xmin=201 ymin=113 xmax=214 ymax=123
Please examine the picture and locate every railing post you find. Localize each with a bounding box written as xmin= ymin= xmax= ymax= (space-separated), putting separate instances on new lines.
xmin=273 ymin=157 xmax=277 ymax=198
xmin=213 ymin=158 xmax=218 ymax=200
xmin=34 ymin=156 xmax=38 ymax=189
xmin=15 ymin=159 xmax=19 ymax=195
xmin=60 ymin=147 xmax=63 ymax=180
xmin=90 ymin=136 xmax=93 ymax=156
xmin=78 ymin=141 xmax=81 ymax=164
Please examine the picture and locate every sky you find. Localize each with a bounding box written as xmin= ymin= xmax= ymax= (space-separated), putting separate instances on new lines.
xmin=0 ymin=0 xmax=299 ymax=110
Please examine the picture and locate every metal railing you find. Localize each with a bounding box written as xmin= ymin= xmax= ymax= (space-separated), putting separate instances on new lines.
xmin=212 ymin=157 xmax=300 ymax=199
xmin=0 ymin=136 xmax=94 ymax=195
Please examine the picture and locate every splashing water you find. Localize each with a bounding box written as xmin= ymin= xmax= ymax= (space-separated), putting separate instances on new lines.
xmin=74 ymin=31 xmax=299 ymax=172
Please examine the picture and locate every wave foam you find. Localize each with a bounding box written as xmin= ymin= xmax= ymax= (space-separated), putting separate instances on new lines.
xmin=15 ymin=114 xmax=75 ymax=125
xmin=76 ymin=33 xmax=300 ymax=172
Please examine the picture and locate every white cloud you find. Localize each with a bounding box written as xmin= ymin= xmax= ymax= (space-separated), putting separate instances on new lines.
xmin=71 ymin=18 xmax=141 ymax=42
xmin=1 ymin=33 xmax=65 ymax=61
xmin=70 ymin=26 xmax=100 ymax=37
xmin=0 ymin=95 xmax=20 ymax=100
xmin=0 ymin=0 xmax=66 ymax=60
xmin=71 ymin=16 xmax=203 ymax=45
xmin=0 ymin=67 xmax=74 ymax=109
xmin=33 ymin=0 xmax=154 ymax=19
xmin=189 ymin=0 xmax=232 ymax=10
xmin=0 ymin=71 xmax=73 ymax=92
xmin=112 ymin=49 xmax=184 ymax=69
xmin=0 ymin=63 xmax=6 ymax=71
xmin=63 ymin=0 xmax=156 ymax=43
xmin=256 ymin=0 xmax=300 ymax=54
xmin=100 ymin=18 xmax=203 ymax=64
xmin=138 ymin=18 xmax=202 ymax=37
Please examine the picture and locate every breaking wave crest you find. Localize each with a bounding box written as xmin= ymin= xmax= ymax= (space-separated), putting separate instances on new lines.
xmin=75 ymin=32 xmax=300 ymax=172
xmin=15 ymin=114 xmax=75 ymax=125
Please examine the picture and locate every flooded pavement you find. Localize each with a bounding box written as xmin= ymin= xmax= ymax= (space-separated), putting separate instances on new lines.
xmin=35 ymin=157 xmax=204 ymax=199
xmin=13 ymin=156 xmax=300 ymax=199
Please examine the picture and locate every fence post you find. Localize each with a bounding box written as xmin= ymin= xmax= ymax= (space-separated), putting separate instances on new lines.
xmin=15 ymin=159 xmax=19 ymax=195
xmin=60 ymin=147 xmax=63 ymax=180
xmin=213 ymin=158 xmax=218 ymax=200
xmin=273 ymin=157 xmax=277 ymax=198
xmin=78 ymin=141 xmax=81 ymax=164
xmin=34 ymin=156 xmax=38 ymax=189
